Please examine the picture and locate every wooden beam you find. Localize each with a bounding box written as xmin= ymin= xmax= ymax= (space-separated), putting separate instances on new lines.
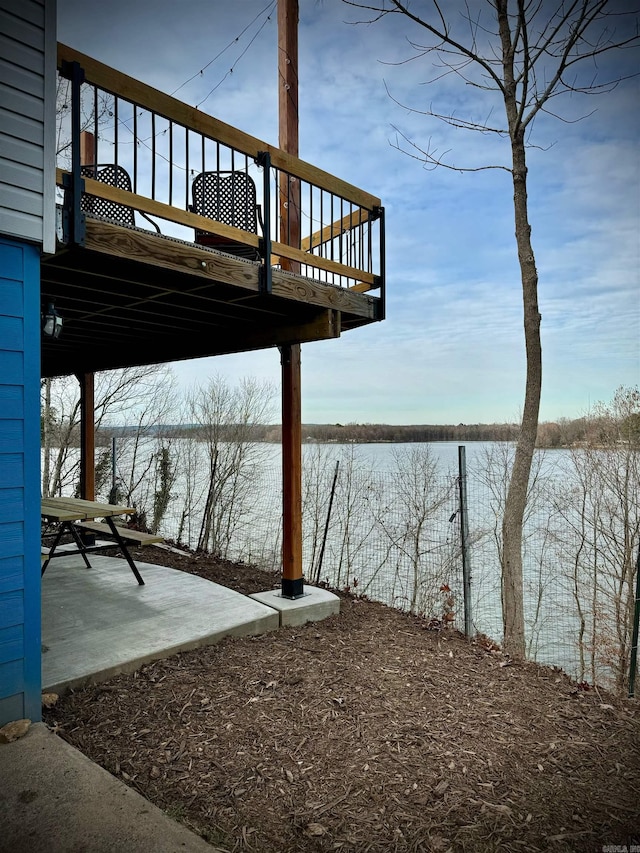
xmin=45 ymin=311 xmax=340 ymax=378
xmin=80 ymin=220 xmax=378 ymax=318
xmin=271 ymin=238 xmax=376 ymax=285
xmin=83 ymin=219 xmax=261 ymax=290
xmin=301 ymin=208 xmax=372 ymax=252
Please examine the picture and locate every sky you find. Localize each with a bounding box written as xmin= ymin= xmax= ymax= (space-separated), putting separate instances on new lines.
xmin=56 ymin=0 xmax=640 ymax=425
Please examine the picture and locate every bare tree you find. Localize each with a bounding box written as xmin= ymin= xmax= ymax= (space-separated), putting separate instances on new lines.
xmin=187 ymin=376 xmax=276 ymax=557
xmin=41 ymin=365 xmax=175 ymax=498
xmin=552 ymin=386 xmax=640 ymax=691
xmin=343 ymin=0 xmax=638 ymax=655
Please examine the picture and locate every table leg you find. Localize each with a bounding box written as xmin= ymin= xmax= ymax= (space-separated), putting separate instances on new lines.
xmin=41 ymin=521 xmax=92 ymax=575
xmin=105 ymin=517 xmax=145 ymax=585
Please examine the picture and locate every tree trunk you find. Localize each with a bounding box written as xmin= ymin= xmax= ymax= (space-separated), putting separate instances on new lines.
xmin=42 ymin=378 xmax=52 ymax=497
xmin=500 ymin=128 xmax=541 ymax=657
xmin=498 ymin=3 xmax=541 ymax=658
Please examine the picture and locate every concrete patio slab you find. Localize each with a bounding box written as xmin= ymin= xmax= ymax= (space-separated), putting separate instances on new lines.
xmin=249 ymin=585 xmax=340 ymax=627
xmin=41 ymin=554 xmax=280 ymax=694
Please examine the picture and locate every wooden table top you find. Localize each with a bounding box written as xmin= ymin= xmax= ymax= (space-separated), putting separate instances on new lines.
xmin=41 ymin=497 xmax=135 ymax=521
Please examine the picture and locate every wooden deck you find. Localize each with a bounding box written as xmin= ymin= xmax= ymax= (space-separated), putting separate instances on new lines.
xmin=42 ymin=44 xmax=385 ymax=378
xmin=41 ymin=218 xmax=379 ymax=376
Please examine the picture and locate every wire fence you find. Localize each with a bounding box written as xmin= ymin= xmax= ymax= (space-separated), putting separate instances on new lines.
xmin=53 ymin=435 xmax=638 ymax=695
xmin=135 ymin=440 xmax=639 ymax=695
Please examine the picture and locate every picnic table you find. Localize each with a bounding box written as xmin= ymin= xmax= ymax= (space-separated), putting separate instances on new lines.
xmin=40 ymin=497 xmax=162 ymax=585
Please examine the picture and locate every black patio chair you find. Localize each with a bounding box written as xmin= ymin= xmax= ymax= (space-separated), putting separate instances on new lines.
xmin=80 ymin=164 xmax=161 ymax=233
xmin=190 ymin=170 xmax=263 ymax=260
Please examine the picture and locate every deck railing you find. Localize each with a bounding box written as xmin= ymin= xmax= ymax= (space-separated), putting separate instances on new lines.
xmin=56 ymin=44 xmax=384 ymax=308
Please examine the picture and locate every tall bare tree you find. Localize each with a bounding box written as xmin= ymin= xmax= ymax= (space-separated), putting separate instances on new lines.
xmin=344 ymin=0 xmax=638 ymax=655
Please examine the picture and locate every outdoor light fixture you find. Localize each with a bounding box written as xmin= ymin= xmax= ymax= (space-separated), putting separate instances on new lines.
xmin=42 ymin=302 xmax=63 ymax=339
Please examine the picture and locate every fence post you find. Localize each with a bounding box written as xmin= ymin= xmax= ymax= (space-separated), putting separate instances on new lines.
xmin=313 ymin=460 xmax=340 ymax=584
xmin=628 ymin=544 xmax=640 ymax=698
xmin=458 ymin=446 xmax=472 ymax=638
xmin=108 ymin=436 xmax=117 ymax=505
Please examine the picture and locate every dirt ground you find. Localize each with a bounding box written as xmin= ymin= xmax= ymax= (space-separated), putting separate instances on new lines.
xmin=44 ymin=547 xmax=640 ymax=853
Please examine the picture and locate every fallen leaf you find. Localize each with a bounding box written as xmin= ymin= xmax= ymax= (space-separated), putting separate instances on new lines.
xmin=481 ymin=801 xmax=513 ymax=818
xmin=433 ymin=780 xmax=449 ymax=797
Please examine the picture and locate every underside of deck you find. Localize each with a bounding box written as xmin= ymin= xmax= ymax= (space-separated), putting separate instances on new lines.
xmin=41 ymin=219 xmax=380 ymax=378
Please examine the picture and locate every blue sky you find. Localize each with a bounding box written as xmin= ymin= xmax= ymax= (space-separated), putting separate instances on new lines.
xmin=57 ymin=0 xmax=639 ymax=424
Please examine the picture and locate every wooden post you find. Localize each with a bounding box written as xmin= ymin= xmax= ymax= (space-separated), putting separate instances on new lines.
xmin=278 ymin=0 xmax=303 ymax=598
xmin=78 ymin=131 xmax=96 ymax=502
xmin=76 ymin=372 xmax=95 ymax=501
xmin=80 ymin=130 xmax=95 ymax=168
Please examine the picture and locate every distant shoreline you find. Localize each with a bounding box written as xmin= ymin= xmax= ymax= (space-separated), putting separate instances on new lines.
xmin=97 ymin=419 xmax=592 ymax=449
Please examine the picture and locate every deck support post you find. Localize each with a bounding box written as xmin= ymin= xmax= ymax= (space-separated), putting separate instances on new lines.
xmin=76 ymin=131 xmax=96 ymax=503
xmin=76 ymin=372 xmax=95 ymax=502
xmin=278 ymin=0 xmax=304 ymax=598
xmin=280 ymin=344 xmax=303 ymax=598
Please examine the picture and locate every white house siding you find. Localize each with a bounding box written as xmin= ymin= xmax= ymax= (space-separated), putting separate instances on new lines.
xmin=0 ymin=0 xmax=56 ymax=254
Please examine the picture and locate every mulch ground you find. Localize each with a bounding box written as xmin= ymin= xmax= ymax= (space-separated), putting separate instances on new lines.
xmin=43 ymin=547 xmax=640 ymax=853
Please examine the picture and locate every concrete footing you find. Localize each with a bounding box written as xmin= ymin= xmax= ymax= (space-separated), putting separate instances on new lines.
xmin=250 ymin=585 xmax=340 ymax=627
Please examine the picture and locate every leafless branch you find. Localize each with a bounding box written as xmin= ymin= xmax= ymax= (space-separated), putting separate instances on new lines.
xmin=390 ymin=124 xmax=511 ymax=173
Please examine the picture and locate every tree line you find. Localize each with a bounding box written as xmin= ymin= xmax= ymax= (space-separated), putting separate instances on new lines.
xmin=45 ymin=413 xmax=639 ymax=450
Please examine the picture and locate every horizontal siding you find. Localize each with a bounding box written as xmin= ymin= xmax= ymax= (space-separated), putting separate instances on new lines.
xmin=0 ymin=106 xmax=43 ymax=147
xmin=0 ymin=237 xmax=42 ymax=723
xmin=0 ymin=658 xmax=24 ymax=697
xmin=0 ymin=385 xmax=24 ymax=418
xmin=0 ymin=692 xmax=23 ymax=722
xmin=0 ymin=9 xmax=44 ymax=54
xmin=0 ymin=31 xmax=44 ymax=75
xmin=0 ymin=588 xmax=23 ymax=630
xmin=0 ymin=350 xmax=24 ymax=384
xmin=0 ymin=0 xmax=43 ymax=23
xmin=0 ymin=127 xmax=44 ymax=168
xmin=0 ymin=79 xmax=43 ymax=121
xmin=0 ymin=181 xmax=43 ymax=217
xmin=0 ymin=279 xmax=22 ymax=315
xmin=0 ymin=156 xmax=43 ymax=194
xmin=0 ymin=521 xmax=24 ymax=559
xmin=0 ymin=315 xmax=23 ymax=350
xmin=0 ymin=207 xmax=42 ymax=243
xmin=0 ymin=623 xmax=23 ymax=666
xmin=0 ymin=455 xmax=23 ymax=489
xmin=0 ymin=56 xmax=44 ymax=99
xmin=0 ymin=420 xmax=23 ymax=453
xmin=0 ymin=488 xmax=23 ymax=524
xmin=0 ymin=556 xmax=24 ymax=594
xmin=0 ymin=0 xmax=52 ymax=249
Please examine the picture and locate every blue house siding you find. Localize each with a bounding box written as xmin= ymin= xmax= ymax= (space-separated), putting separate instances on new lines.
xmin=0 ymin=236 xmax=41 ymax=725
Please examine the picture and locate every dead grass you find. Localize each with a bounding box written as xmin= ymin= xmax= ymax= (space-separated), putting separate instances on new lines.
xmin=44 ymin=549 xmax=640 ymax=852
